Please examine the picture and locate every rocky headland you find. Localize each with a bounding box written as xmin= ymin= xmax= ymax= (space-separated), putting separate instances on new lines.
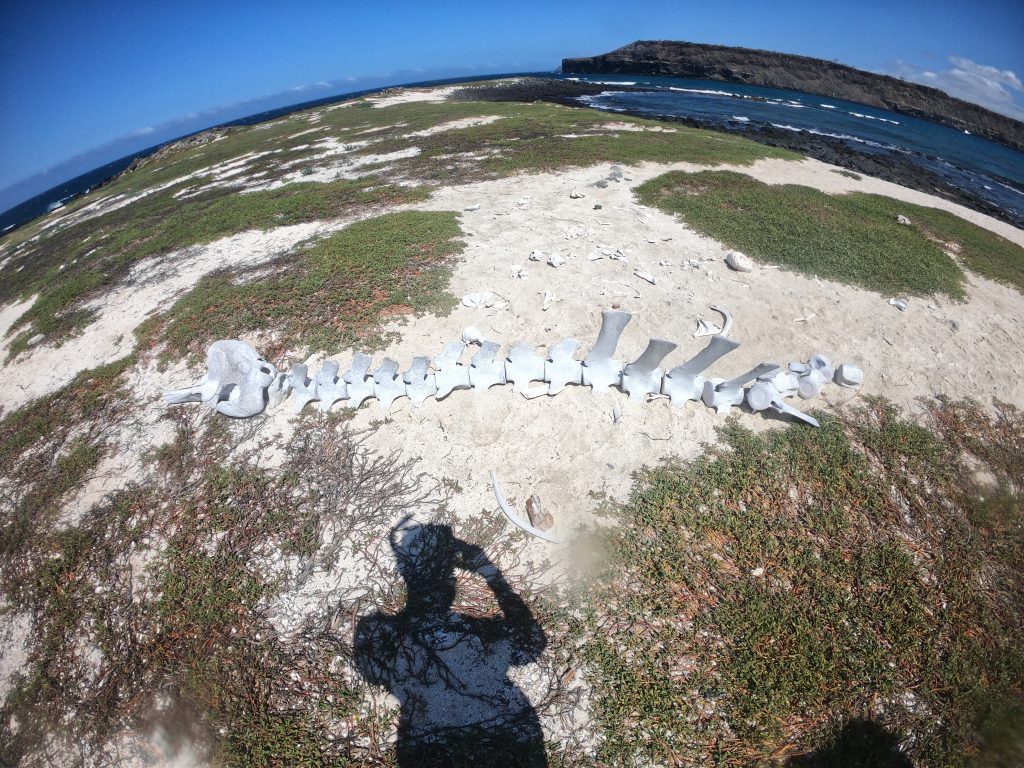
xmin=562 ymin=40 xmax=1024 ymax=152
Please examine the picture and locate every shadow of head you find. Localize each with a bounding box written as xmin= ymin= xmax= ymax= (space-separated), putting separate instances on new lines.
xmin=787 ymin=719 xmax=912 ymax=768
xmin=389 ymin=518 xmax=477 ymax=612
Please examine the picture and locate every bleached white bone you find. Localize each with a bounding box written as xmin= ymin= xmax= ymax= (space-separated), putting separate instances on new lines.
xmin=403 ymin=356 xmax=437 ymax=408
xmin=288 ymin=364 xmax=319 ymax=413
xmin=343 ymin=353 xmax=376 ymax=409
xmin=373 ymin=358 xmax=406 ymax=412
xmin=433 ymin=342 xmax=471 ymax=400
xmin=469 ymin=341 xmax=507 ymax=391
xmin=746 ymin=380 xmax=820 ymax=427
xmin=315 ymin=360 xmax=349 ymax=412
xmin=662 ymin=335 xmax=740 ymax=405
xmin=710 ymin=305 xmax=733 ymax=338
xmin=702 ymin=362 xmax=779 ymax=414
xmin=621 ymin=338 xmax=677 ymax=401
xmin=162 ymin=340 xmax=276 ymax=417
xmin=505 ymin=343 xmax=547 ymax=393
xmin=582 ymin=310 xmax=631 ymax=390
xmin=489 ymin=471 xmax=565 ymax=544
xmin=834 ymin=363 xmax=864 ymax=387
xmin=544 ymin=339 xmax=583 ymax=394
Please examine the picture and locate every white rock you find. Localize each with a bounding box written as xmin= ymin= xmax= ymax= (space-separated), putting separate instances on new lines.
xmin=569 ymin=189 xmax=586 ymax=199
xmin=896 ymin=214 xmax=911 ymax=225
xmin=888 ymin=298 xmax=908 ymax=311
xmin=751 ymin=567 xmax=765 ymax=577
xmin=463 ymin=203 xmax=480 ymax=211
xmin=834 ymin=363 xmax=864 ymax=387
xmin=547 ymin=254 xmax=566 ymax=268
xmin=725 ymin=251 xmax=754 ymax=272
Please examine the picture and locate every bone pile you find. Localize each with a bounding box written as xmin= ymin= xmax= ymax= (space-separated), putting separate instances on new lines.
xmin=163 ymin=311 xmax=863 ymax=425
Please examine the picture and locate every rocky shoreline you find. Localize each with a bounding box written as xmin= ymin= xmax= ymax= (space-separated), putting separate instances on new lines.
xmin=454 ymin=78 xmax=1023 ymax=229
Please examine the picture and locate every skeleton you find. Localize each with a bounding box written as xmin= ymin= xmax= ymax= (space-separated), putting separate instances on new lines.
xmin=165 ymin=311 xmax=855 ymax=428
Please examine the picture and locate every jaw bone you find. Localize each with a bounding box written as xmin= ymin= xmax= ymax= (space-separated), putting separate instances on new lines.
xmin=582 ymin=310 xmax=631 ymax=390
xmin=662 ymin=335 xmax=740 ymax=405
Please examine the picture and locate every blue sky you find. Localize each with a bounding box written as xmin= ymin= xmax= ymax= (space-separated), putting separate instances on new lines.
xmin=2 ymin=0 xmax=1023 ymax=211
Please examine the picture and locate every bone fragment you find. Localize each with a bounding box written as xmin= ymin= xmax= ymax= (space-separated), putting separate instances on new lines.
xmin=489 ymin=471 xmax=565 ymax=544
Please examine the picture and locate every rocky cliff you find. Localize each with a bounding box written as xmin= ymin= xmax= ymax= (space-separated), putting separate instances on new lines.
xmin=563 ymin=41 xmax=1024 ymax=152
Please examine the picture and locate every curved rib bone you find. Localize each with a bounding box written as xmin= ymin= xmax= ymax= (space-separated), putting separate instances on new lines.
xmin=621 ymin=338 xmax=677 ymax=401
xmin=489 ymin=471 xmax=565 ymax=544
xmin=710 ymin=304 xmax=733 ymax=338
xmin=469 ymin=341 xmax=506 ymax=391
xmin=662 ymin=335 xmax=740 ymax=405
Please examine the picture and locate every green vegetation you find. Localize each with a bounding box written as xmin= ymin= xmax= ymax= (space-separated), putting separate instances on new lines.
xmin=831 ymin=168 xmax=863 ymax=180
xmin=138 ymin=209 xmax=464 ymax=359
xmin=584 ymin=398 xmax=1024 ymax=766
xmin=637 ymin=170 xmax=1024 ymax=298
xmin=3 ymin=178 xmax=428 ymax=356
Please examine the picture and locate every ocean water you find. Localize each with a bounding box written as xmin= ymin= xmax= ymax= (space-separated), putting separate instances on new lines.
xmin=560 ymin=73 xmax=1024 ymax=224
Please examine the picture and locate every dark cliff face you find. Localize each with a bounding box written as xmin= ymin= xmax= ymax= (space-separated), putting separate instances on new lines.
xmin=563 ymin=41 xmax=1024 ymax=152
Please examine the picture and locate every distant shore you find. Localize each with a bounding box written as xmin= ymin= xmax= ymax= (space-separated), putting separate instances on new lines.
xmin=455 ymin=77 xmax=1023 ymax=228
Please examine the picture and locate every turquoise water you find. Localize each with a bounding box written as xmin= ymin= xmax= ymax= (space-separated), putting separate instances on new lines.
xmin=560 ymin=73 xmax=1024 ymax=224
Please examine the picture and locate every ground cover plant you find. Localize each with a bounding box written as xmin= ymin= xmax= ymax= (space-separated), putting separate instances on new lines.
xmin=583 ymin=397 xmax=1023 ymax=767
xmin=636 ymin=170 xmax=1024 ymax=298
xmin=137 ymin=209 xmax=465 ymax=360
xmin=0 ymin=95 xmax=796 ymax=359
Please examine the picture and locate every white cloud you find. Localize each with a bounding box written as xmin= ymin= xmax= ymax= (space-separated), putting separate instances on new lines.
xmin=131 ymin=125 xmax=155 ymax=136
xmin=890 ymin=56 xmax=1024 ymax=121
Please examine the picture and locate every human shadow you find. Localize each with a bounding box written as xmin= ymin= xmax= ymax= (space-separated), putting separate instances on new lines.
xmin=353 ymin=520 xmax=548 ymax=767
xmin=786 ymin=718 xmax=913 ymax=768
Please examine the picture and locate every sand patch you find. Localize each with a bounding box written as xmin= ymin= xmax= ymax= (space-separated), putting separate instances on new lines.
xmin=369 ymin=85 xmax=460 ymax=108
xmin=405 ymin=115 xmax=505 ymax=137
xmin=0 ymin=294 xmax=36 ymax=346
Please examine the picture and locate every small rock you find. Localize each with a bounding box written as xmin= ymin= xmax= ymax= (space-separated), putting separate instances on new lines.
xmin=27 ymin=333 xmax=45 ymax=347
xmin=547 ymin=254 xmax=566 ymax=268
xmin=751 ymin=567 xmax=765 ymax=577
xmin=569 ymin=189 xmax=586 ymax=199
xmin=947 ymin=319 xmax=960 ymax=332
xmin=595 ymin=180 xmax=608 ymax=188
xmin=725 ymin=251 xmax=754 ymax=272
xmin=888 ymin=298 xmax=908 ymax=311
xmin=464 ymin=203 xmax=480 ymax=211
xmin=526 ymin=495 xmax=554 ymax=531
xmin=528 ymin=250 xmax=544 ymax=262
xmin=509 ymin=263 xmax=526 ymax=279
xmin=896 ymin=214 xmax=911 ymax=225
xmin=593 ymin=204 xmax=602 ymax=210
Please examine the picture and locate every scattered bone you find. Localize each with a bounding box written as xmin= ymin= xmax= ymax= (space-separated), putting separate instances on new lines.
xmin=548 ymin=254 xmax=566 ymax=268
xmin=694 ymin=319 xmax=722 ymax=338
xmin=834 ymin=363 xmax=864 ymax=387
xmin=569 ymin=190 xmax=586 ymax=199
xmin=634 ymin=270 xmax=656 ymax=285
xmin=542 ymin=290 xmax=555 ymax=311
xmin=897 ymin=214 xmax=911 ymax=225
xmin=528 ymin=250 xmax=545 ymax=262
xmin=462 ymin=326 xmax=485 ymax=345
xmin=710 ymin=305 xmax=734 ymax=338
xmin=587 ymin=251 xmax=603 ymax=261
xmin=462 ymin=291 xmax=508 ymax=309
xmin=888 ymin=298 xmax=908 ymax=311
xmin=725 ymin=250 xmax=754 ymax=272
xmin=509 ymin=264 xmax=527 ymax=279
xmin=464 ymin=203 xmax=480 ymax=211
xmin=612 ymin=403 xmax=623 ymax=424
